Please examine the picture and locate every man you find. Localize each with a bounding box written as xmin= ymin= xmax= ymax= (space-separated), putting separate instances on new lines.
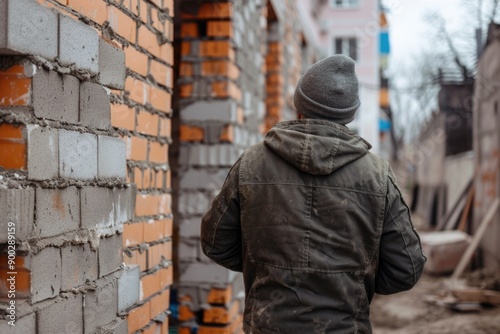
xmin=201 ymin=55 xmax=426 ymax=333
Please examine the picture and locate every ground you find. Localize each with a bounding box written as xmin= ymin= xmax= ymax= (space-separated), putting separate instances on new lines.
xmin=370 ymin=269 xmax=500 ymax=333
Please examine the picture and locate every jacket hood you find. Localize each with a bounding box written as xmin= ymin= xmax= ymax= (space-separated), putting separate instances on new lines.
xmin=264 ymin=119 xmax=371 ymax=176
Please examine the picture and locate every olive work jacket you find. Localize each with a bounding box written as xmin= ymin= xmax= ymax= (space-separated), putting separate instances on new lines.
xmin=201 ymin=119 xmax=426 ymax=334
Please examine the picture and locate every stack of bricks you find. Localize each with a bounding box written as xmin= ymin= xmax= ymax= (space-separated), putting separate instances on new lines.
xmin=175 ymin=0 xmax=266 ymax=332
xmin=264 ymin=0 xmax=303 ymax=132
xmin=0 ymin=0 xmax=173 ymax=333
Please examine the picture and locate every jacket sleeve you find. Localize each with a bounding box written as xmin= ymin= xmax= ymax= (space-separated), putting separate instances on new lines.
xmin=375 ymin=167 xmax=427 ymax=295
xmin=200 ymin=158 xmax=242 ymax=272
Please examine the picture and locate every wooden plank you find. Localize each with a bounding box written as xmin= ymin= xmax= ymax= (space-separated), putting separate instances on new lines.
xmin=457 ymin=186 xmax=475 ymax=232
xmin=452 ymin=198 xmax=499 ymax=279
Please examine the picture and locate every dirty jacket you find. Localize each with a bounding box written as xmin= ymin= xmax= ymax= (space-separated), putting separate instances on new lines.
xmin=201 ymin=119 xmax=426 ymax=334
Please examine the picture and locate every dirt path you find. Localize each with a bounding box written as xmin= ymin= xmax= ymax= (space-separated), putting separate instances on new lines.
xmin=370 ymin=275 xmax=500 ymax=333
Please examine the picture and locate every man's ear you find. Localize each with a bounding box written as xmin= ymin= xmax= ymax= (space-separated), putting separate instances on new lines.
xmin=298 ymin=113 xmax=303 ymax=120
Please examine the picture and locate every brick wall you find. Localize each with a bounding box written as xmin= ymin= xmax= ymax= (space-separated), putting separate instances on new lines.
xmin=0 ymin=0 xmax=173 ymax=333
xmin=172 ymin=0 xmax=315 ymax=333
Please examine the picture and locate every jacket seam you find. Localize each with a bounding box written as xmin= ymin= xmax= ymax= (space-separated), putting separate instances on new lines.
xmin=240 ymin=182 xmax=385 ymax=197
xmin=256 ymin=261 xmax=366 ymax=274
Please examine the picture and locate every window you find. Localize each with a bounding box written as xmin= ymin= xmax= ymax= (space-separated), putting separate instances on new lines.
xmin=331 ymin=0 xmax=360 ymax=8
xmin=334 ymin=37 xmax=358 ymax=61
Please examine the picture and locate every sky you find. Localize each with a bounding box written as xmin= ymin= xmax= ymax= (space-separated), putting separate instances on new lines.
xmin=384 ymin=0 xmax=470 ymax=70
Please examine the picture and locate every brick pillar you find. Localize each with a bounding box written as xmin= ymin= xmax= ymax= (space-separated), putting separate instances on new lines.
xmin=174 ymin=0 xmax=266 ymax=332
xmin=0 ymin=0 xmax=174 ymax=333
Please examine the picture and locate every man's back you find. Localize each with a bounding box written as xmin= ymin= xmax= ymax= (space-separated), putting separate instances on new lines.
xmin=201 ymin=56 xmax=426 ymax=334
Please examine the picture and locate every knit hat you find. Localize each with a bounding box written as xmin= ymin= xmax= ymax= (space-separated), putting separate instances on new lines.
xmin=294 ymin=55 xmax=360 ymax=125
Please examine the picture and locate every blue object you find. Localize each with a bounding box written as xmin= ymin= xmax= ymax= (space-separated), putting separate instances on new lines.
xmin=379 ymin=32 xmax=390 ymax=54
xmin=379 ymin=118 xmax=391 ymax=132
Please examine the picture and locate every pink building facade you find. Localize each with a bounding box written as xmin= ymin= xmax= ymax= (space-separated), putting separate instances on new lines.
xmin=298 ymin=0 xmax=381 ymax=153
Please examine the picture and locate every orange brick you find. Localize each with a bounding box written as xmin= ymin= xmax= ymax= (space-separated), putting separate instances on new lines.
xmin=150 ymin=288 xmax=170 ymax=318
xmin=144 ymin=219 xmax=169 ymax=242
xmin=159 ymin=117 xmax=171 ymax=138
xmin=207 ymin=286 xmax=232 ymax=304
xmin=165 ymin=170 xmax=171 ymax=189
xmin=148 ymin=242 xmax=164 ymax=267
xmin=108 ymin=5 xmax=137 ymax=42
xmin=130 ymin=0 xmax=140 ymax=16
xmin=128 ymin=301 xmax=151 ymax=333
xmin=181 ymin=23 xmax=198 ymax=37
xmin=159 ymin=266 xmax=173 ymax=288
xmin=212 ymin=81 xmax=241 ymax=101
xmin=203 ymin=300 xmax=239 ymax=324
xmin=161 ymin=318 xmax=169 ymax=334
xmin=219 ymin=125 xmax=234 ymax=143
xmin=178 ymin=305 xmax=196 ymax=321
xmin=154 ymin=170 xmax=163 ymax=189
xmin=179 ymin=124 xmax=204 ymax=142
xmin=142 ymin=167 xmax=152 ymax=189
xmin=68 ymin=0 xmax=107 ymax=24
xmin=141 ymin=270 xmax=160 ymax=299
xmin=202 ymin=60 xmax=239 ymax=80
xmin=181 ymin=41 xmax=191 ymax=56
xmin=0 ymin=254 xmax=30 ymax=299
xmin=200 ymin=41 xmax=232 ymax=58
xmin=180 ymin=62 xmax=193 ymax=77
xmin=137 ymin=111 xmax=159 ymax=136
xmin=136 ymin=193 xmax=159 ymax=216
xmin=138 ymin=25 xmax=160 ymax=57
xmin=179 ymin=83 xmax=193 ymax=98
xmin=150 ymin=86 xmax=171 ymax=113
xmin=207 ymin=21 xmax=232 ymax=37
xmin=0 ymin=124 xmax=27 ymax=170
xmin=0 ymin=65 xmax=32 ymax=106
xmin=149 ymin=141 xmax=168 ymax=163
xmin=111 ymin=103 xmax=136 ymax=130
xmin=158 ymin=194 xmax=171 ymax=215
xmin=128 ymin=136 xmax=148 ymax=161
xmin=164 ymin=0 xmax=173 ymax=16
xmin=134 ymin=167 xmax=143 ymax=188
xmin=125 ymin=77 xmax=148 ymax=105
xmin=160 ymin=43 xmax=174 ymax=65
xmin=197 ymin=2 xmax=232 ymax=19
xmin=123 ymin=222 xmax=144 ymax=247
xmin=125 ymin=46 xmax=149 ymax=76
xmin=150 ymin=60 xmax=172 ymax=88
xmin=124 ymin=249 xmax=147 ymax=272
xmin=139 ymin=0 xmax=149 ymax=23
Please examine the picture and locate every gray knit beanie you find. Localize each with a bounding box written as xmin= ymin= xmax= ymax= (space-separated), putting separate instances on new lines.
xmin=294 ymin=55 xmax=360 ymax=125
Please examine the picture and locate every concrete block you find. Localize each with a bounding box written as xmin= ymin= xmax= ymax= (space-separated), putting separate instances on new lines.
xmin=59 ymin=14 xmax=99 ymax=74
xmin=113 ymin=186 xmax=135 ymax=227
xmin=59 ymin=129 xmax=98 ymax=180
xmin=37 ymin=294 xmax=83 ymax=334
xmin=99 ymin=233 xmax=123 ymax=277
xmin=178 ymin=239 xmax=198 ymax=261
xmin=179 ymin=218 xmax=202 ymax=238
xmin=0 ymin=0 xmax=58 ymax=60
xmin=80 ymin=82 xmax=111 ymax=129
xmin=179 ymin=144 xmax=240 ymax=167
xmin=97 ymin=317 xmax=128 ymax=334
xmin=27 ymin=125 xmax=58 ymax=180
xmin=180 ymin=100 xmax=238 ymax=123
xmin=84 ymin=279 xmax=118 ymax=334
xmin=35 ymin=187 xmax=80 ymax=238
xmin=420 ymin=231 xmax=471 ymax=275
xmin=178 ymin=192 xmax=210 ymax=216
xmin=180 ymin=262 xmax=239 ymax=284
xmin=81 ymin=187 xmax=114 ymax=233
xmin=98 ymin=136 xmax=126 ymax=179
xmin=98 ymin=39 xmax=126 ymax=89
xmin=180 ymin=169 xmax=223 ymax=191
xmin=61 ymin=243 xmax=98 ymax=291
xmin=32 ymin=247 xmax=62 ymax=303
xmin=33 ymin=69 xmax=79 ymax=123
xmin=0 ymin=188 xmax=34 ymax=243
xmin=118 ymin=265 xmax=140 ymax=312
xmin=0 ymin=312 xmax=35 ymax=333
